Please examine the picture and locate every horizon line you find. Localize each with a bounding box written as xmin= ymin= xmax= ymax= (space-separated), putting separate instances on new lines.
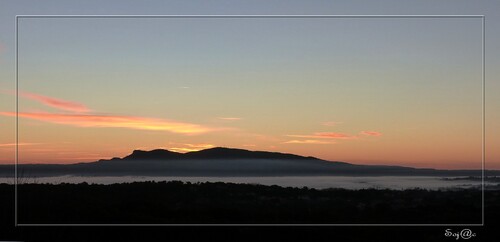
xmin=16 ymin=14 xmax=485 ymax=18
xmin=5 ymin=146 xmax=491 ymax=171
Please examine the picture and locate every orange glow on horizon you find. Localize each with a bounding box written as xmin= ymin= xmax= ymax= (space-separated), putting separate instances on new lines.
xmin=167 ymin=143 xmax=216 ymax=153
xmin=0 ymin=91 xmax=489 ymax=170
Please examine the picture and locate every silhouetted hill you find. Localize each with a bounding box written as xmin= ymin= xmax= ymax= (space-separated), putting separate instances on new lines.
xmin=0 ymin=147 xmax=498 ymax=177
xmin=117 ymin=147 xmax=322 ymax=161
xmin=123 ymin=149 xmax=184 ymax=160
xmin=184 ymin=147 xmax=321 ymax=160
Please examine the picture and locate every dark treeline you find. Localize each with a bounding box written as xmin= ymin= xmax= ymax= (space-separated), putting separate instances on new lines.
xmin=2 ymin=181 xmax=486 ymax=224
xmin=2 ymin=181 xmax=500 ymax=241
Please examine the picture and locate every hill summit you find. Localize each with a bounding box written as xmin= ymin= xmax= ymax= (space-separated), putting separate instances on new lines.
xmin=121 ymin=147 xmax=321 ymax=161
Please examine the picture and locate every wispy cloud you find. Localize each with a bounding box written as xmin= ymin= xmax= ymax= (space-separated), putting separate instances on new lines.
xmin=0 ymin=91 xmax=224 ymax=135
xmin=0 ymin=142 xmax=43 ymax=147
xmin=360 ymin=131 xmax=383 ymax=136
xmin=321 ymin=121 xmax=341 ymax=127
xmin=285 ymin=130 xmax=382 ymax=144
xmin=287 ymin=132 xmax=357 ymax=140
xmin=218 ymin=117 xmax=242 ymax=121
xmin=314 ymin=132 xmax=357 ymax=139
xmin=18 ymin=91 xmax=91 ymax=113
xmin=0 ymin=112 xmax=217 ymax=134
xmin=284 ymin=140 xmax=336 ymax=144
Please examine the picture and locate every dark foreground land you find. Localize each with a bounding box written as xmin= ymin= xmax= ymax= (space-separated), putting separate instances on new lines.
xmin=2 ymin=181 xmax=485 ymax=224
xmin=1 ymin=181 xmax=499 ymax=241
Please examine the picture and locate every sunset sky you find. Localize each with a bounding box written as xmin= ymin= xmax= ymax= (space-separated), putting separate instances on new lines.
xmin=1 ymin=0 xmax=499 ymax=170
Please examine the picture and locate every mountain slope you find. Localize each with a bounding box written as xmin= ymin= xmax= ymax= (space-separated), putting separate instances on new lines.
xmin=0 ymin=147 xmax=494 ymax=177
xmin=114 ymin=147 xmax=323 ymax=161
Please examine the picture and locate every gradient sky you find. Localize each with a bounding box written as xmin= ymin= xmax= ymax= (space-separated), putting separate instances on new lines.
xmin=1 ymin=0 xmax=499 ymax=170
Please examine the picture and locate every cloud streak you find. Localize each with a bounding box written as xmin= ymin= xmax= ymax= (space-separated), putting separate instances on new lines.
xmin=284 ymin=140 xmax=336 ymax=144
xmin=0 ymin=90 xmax=224 ymax=135
xmin=0 ymin=142 xmax=43 ymax=147
xmin=19 ymin=91 xmax=91 ymax=113
xmin=314 ymin=132 xmax=357 ymax=139
xmin=321 ymin=121 xmax=341 ymax=127
xmin=285 ymin=130 xmax=382 ymax=145
xmin=287 ymin=132 xmax=357 ymax=140
xmin=0 ymin=112 xmax=216 ymax=134
xmin=360 ymin=131 xmax=383 ymax=136
xmin=218 ymin=117 xmax=242 ymax=121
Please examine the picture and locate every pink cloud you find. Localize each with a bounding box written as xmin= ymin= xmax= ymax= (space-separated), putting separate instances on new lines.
xmin=18 ymin=91 xmax=91 ymax=113
xmin=1 ymin=91 xmax=225 ymax=135
xmin=314 ymin=132 xmax=357 ymax=139
xmin=284 ymin=140 xmax=336 ymax=145
xmin=0 ymin=111 xmax=217 ymax=135
xmin=361 ymin=131 xmax=383 ymax=136
xmin=287 ymin=132 xmax=357 ymax=140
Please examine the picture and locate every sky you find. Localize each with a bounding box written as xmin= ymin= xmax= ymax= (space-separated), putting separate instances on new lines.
xmin=1 ymin=0 xmax=499 ymax=170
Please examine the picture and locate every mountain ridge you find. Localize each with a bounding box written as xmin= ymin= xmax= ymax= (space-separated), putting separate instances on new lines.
xmin=114 ymin=147 xmax=326 ymax=162
xmin=1 ymin=147 xmax=496 ymax=177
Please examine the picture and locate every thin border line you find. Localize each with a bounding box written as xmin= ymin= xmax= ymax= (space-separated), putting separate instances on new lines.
xmin=15 ymin=14 xmax=485 ymax=227
xmin=16 ymin=223 xmax=485 ymax=227
xmin=14 ymin=15 xmax=18 ymax=227
xmin=16 ymin=15 xmax=484 ymax=18
xmin=481 ymin=16 xmax=486 ymax=226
